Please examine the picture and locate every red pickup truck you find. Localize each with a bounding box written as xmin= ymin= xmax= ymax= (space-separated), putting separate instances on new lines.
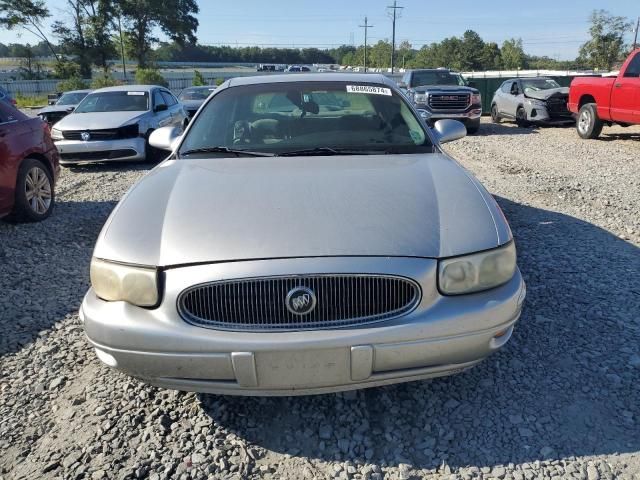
xmin=568 ymin=48 xmax=640 ymax=139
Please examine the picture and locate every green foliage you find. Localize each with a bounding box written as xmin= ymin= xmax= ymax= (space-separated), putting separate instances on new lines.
xmin=578 ymin=9 xmax=632 ymax=70
xmin=91 ymin=74 xmax=121 ymax=88
xmin=0 ymin=0 xmax=59 ymax=61
xmin=135 ymin=68 xmax=168 ymax=87
xmin=120 ymin=0 xmax=199 ymax=67
xmin=14 ymin=93 xmax=47 ymax=108
xmin=214 ymin=78 xmax=224 ymax=86
xmin=192 ymin=69 xmax=205 ymax=86
xmin=53 ymin=60 xmax=81 ymax=79
xmin=501 ymin=38 xmax=526 ymax=69
xmin=57 ymin=76 xmax=89 ymax=91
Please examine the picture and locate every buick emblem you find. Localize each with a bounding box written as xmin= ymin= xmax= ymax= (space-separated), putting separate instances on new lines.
xmin=81 ymin=131 xmax=91 ymax=141
xmin=285 ymin=286 xmax=316 ymax=315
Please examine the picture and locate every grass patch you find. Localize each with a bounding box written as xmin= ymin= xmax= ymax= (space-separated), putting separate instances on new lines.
xmin=15 ymin=94 xmax=48 ymax=108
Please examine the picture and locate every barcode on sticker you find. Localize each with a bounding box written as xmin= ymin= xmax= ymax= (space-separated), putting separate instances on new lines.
xmin=127 ymin=91 xmax=146 ymax=96
xmin=346 ymin=85 xmax=392 ymax=96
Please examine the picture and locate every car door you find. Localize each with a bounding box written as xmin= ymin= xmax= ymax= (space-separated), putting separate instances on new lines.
xmin=161 ymin=90 xmax=184 ymax=127
xmin=611 ymin=52 xmax=640 ymax=123
xmin=152 ymin=89 xmax=172 ymax=128
xmin=0 ymin=105 xmax=25 ymax=214
xmin=503 ymin=80 xmax=521 ymax=118
xmin=493 ymin=81 xmax=508 ymax=114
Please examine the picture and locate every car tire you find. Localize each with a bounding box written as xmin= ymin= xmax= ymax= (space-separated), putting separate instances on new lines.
xmin=145 ymin=130 xmax=163 ymax=163
xmin=515 ymin=107 xmax=530 ymax=127
xmin=491 ymin=104 xmax=501 ymax=123
xmin=466 ymin=118 xmax=481 ymax=134
xmin=576 ymin=103 xmax=603 ymax=139
xmin=10 ymin=158 xmax=54 ymax=223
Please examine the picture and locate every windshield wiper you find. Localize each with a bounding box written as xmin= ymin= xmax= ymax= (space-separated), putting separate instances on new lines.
xmin=278 ymin=147 xmax=376 ymax=157
xmin=180 ymin=146 xmax=275 ymax=157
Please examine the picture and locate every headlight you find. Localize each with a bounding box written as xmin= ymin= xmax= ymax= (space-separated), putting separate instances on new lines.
xmin=50 ymin=128 xmax=63 ymax=140
xmin=525 ymin=98 xmax=545 ymax=107
xmin=471 ymin=93 xmax=481 ymax=104
xmin=90 ymin=258 xmax=159 ymax=307
xmin=438 ymin=242 xmax=517 ymax=295
xmin=413 ymin=92 xmax=429 ymax=103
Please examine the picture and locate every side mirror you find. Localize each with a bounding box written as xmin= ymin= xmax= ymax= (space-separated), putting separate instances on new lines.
xmin=154 ymin=104 xmax=168 ymax=112
xmin=433 ymin=119 xmax=467 ymax=144
xmin=149 ymin=125 xmax=182 ymax=151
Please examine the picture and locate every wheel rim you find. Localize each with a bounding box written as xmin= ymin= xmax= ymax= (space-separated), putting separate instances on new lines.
xmin=517 ymin=109 xmax=525 ymax=122
xmin=24 ymin=166 xmax=52 ymax=215
xmin=578 ymin=109 xmax=591 ymax=134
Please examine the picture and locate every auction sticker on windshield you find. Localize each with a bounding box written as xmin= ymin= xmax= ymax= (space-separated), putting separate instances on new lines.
xmin=346 ymin=85 xmax=392 ymax=96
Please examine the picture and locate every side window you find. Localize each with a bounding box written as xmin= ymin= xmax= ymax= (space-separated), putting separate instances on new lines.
xmin=624 ymin=53 xmax=640 ymax=77
xmin=510 ymin=81 xmax=520 ymax=95
xmin=161 ymin=90 xmax=177 ymax=106
xmin=153 ymin=90 xmax=165 ymax=107
xmin=500 ymin=82 xmax=510 ymax=93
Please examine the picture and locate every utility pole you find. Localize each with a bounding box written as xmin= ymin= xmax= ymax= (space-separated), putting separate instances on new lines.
xmin=633 ymin=17 xmax=640 ymax=50
xmin=118 ymin=15 xmax=127 ymax=81
xmin=387 ymin=1 xmax=403 ymax=73
xmin=359 ymin=17 xmax=374 ymax=73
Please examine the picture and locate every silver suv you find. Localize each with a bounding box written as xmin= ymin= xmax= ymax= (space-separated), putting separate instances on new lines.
xmin=491 ymin=77 xmax=572 ymax=126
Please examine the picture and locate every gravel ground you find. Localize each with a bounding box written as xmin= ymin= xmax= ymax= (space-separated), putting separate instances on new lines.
xmin=1 ymin=118 xmax=639 ymax=480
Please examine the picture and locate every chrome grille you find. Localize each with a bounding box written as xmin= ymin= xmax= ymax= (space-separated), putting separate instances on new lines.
xmin=178 ymin=275 xmax=421 ymax=331
xmin=428 ymin=93 xmax=470 ymax=110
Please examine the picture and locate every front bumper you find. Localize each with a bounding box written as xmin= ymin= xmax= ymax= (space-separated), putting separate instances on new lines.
xmin=415 ymin=105 xmax=482 ymax=122
xmin=525 ymin=102 xmax=574 ymax=124
xmin=81 ymin=257 xmax=526 ymax=396
xmin=55 ymin=137 xmax=146 ymax=164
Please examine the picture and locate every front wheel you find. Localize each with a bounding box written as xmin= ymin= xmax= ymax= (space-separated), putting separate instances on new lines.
xmin=576 ymin=103 xmax=603 ymax=139
xmin=466 ymin=118 xmax=480 ymax=134
xmin=515 ymin=107 xmax=530 ymax=127
xmin=491 ymin=104 xmax=501 ymax=123
xmin=10 ymin=158 xmax=54 ymax=222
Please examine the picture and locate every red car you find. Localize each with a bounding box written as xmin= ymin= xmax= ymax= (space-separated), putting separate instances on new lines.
xmin=568 ymin=48 xmax=640 ymax=139
xmin=0 ymin=101 xmax=60 ymax=222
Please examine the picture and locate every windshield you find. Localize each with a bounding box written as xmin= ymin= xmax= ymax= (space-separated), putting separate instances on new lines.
xmin=57 ymin=92 xmax=88 ymax=105
xmin=179 ymin=88 xmax=215 ymax=101
xmin=521 ymin=78 xmax=561 ymax=92
xmin=75 ymin=91 xmax=149 ymax=113
xmin=179 ymin=82 xmax=432 ymax=157
xmin=412 ymin=71 xmax=467 ymax=87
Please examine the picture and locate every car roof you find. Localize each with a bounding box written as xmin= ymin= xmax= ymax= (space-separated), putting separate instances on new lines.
xmin=63 ymin=89 xmax=93 ymax=94
xmin=90 ymin=84 xmax=163 ymax=93
xmin=504 ymin=77 xmax=552 ymax=82
xmin=227 ymin=73 xmax=394 ymax=88
xmin=183 ymin=85 xmax=217 ymax=90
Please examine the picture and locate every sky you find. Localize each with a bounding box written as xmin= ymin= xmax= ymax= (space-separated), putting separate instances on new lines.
xmin=1 ymin=0 xmax=639 ymax=60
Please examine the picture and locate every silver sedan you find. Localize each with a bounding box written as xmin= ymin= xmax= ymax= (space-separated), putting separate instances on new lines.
xmin=81 ymin=74 xmax=525 ymax=396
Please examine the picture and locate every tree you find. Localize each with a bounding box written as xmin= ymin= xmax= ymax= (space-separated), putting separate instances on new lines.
xmin=578 ymin=9 xmax=631 ymax=70
xmin=193 ymin=69 xmax=205 ymax=86
xmin=52 ymin=0 xmax=92 ymax=77
xmin=480 ymin=42 xmax=502 ymax=70
xmin=501 ymin=38 xmax=525 ymax=69
xmin=0 ymin=0 xmax=60 ymax=61
xmin=135 ymin=68 xmax=168 ymax=87
xmin=119 ymin=0 xmax=199 ymax=67
xmin=459 ymin=30 xmax=485 ymax=70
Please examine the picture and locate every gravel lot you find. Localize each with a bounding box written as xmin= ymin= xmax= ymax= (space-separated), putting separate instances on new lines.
xmin=1 ymin=118 xmax=639 ymax=480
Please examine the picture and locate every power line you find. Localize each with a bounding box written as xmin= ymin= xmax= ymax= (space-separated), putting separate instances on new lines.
xmin=359 ymin=17 xmax=374 ymax=72
xmin=387 ymin=1 xmax=403 ymax=73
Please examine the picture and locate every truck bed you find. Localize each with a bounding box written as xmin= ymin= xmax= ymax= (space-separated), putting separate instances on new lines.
xmin=568 ymin=77 xmax=616 ymax=120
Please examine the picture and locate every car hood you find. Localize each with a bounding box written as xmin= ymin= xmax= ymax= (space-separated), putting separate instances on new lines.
xmin=524 ymin=87 xmax=569 ymax=100
xmin=413 ymin=85 xmax=479 ymax=94
xmin=95 ymin=153 xmax=510 ymax=267
xmin=55 ymin=111 xmax=148 ymax=130
xmin=181 ymin=100 xmax=205 ymax=109
xmin=38 ymin=104 xmax=77 ymax=114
